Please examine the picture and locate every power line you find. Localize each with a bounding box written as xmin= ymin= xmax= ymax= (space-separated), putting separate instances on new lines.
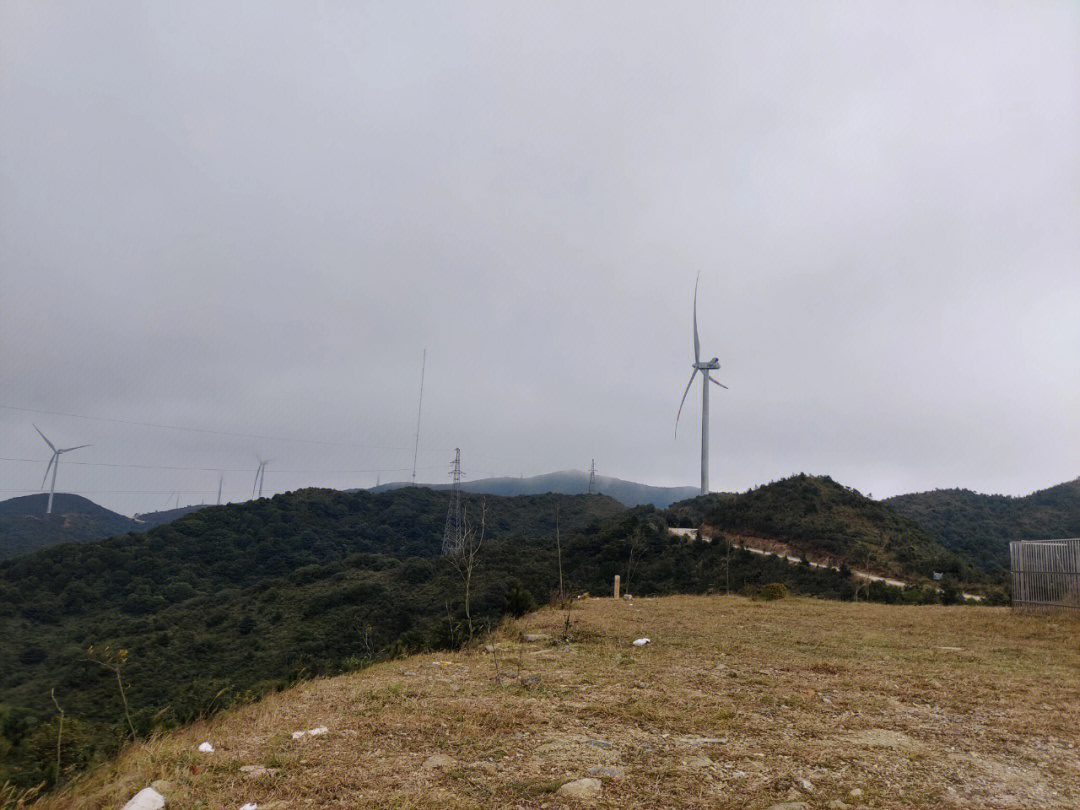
xmin=0 ymin=404 xmax=412 ymax=451
xmin=0 ymin=456 xmax=444 ymax=475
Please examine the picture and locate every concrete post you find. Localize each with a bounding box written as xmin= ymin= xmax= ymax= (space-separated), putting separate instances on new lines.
xmin=614 ymin=574 xmax=621 ymax=599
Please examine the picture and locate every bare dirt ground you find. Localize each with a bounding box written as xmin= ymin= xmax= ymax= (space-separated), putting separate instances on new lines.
xmin=35 ymin=595 xmax=1080 ymax=809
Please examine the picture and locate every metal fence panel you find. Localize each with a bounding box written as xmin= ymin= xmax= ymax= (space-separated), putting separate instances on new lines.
xmin=1010 ymin=539 xmax=1080 ymax=612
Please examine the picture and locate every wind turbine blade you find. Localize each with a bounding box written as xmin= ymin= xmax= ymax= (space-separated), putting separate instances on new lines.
xmin=59 ymin=444 xmax=91 ymax=453
xmin=692 ymin=274 xmax=701 ymax=364
xmin=33 ymin=424 xmax=56 ymax=452
xmin=41 ymin=454 xmax=56 ymax=489
xmin=675 ymin=369 xmax=699 ymax=437
xmin=708 ymin=376 xmax=729 ymax=390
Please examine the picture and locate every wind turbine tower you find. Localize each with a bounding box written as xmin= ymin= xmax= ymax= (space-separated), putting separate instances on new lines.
xmin=675 ymin=275 xmax=728 ymax=495
xmin=33 ymin=425 xmax=91 ymax=516
xmin=588 ymin=459 xmax=597 ymax=494
xmin=252 ymin=458 xmax=270 ymax=499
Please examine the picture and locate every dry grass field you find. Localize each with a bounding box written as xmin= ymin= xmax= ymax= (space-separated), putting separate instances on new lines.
xmin=29 ymin=595 xmax=1080 ymax=809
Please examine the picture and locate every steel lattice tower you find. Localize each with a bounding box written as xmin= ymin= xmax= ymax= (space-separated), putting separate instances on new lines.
xmin=442 ymin=448 xmax=464 ymax=554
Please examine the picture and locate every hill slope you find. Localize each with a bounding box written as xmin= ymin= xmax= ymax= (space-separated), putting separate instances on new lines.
xmin=886 ymin=478 xmax=1080 ymax=577
xmin=0 ymin=494 xmax=138 ymax=560
xmin=132 ymin=504 xmax=210 ymax=529
xmin=1 ymin=486 xmax=857 ymax=790
xmin=369 ymin=470 xmax=699 ymax=508
xmin=27 ymin=596 xmax=1080 ymax=810
xmin=666 ymin=474 xmax=980 ymax=585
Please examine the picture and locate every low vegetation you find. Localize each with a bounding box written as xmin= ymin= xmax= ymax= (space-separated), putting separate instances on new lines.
xmin=886 ymin=477 xmax=1080 ymax=579
xmin=25 ymin=595 xmax=1080 ymax=809
xmin=2 ymin=487 xmax=874 ymax=792
xmin=667 ymin=474 xmax=987 ymax=587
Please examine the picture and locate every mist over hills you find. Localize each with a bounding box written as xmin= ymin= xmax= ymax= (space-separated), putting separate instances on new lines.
xmin=886 ymin=477 xmax=1080 ymax=577
xmin=368 ymin=469 xmax=700 ymax=508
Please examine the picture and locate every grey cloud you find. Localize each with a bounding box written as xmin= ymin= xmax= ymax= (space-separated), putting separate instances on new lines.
xmin=2 ymin=1 xmax=1078 ymax=513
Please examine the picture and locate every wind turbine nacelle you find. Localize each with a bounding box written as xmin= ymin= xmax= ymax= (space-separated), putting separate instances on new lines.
xmin=694 ymin=358 xmax=721 ymax=370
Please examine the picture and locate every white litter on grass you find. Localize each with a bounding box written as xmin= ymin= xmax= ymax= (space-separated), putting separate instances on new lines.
xmin=120 ymin=787 xmax=165 ymax=810
xmin=197 ymin=742 xmax=214 ymax=753
xmin=292 ymin=726 xmax=329 ymax=739
xmin=632 ymin=638 xmax=651 ymax=646
xmin=239 ymin=804 xmax=258 ymax=810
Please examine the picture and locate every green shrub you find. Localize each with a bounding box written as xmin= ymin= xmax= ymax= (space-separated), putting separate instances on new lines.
xmin=759 ymin=582 xmax=790 ymax=601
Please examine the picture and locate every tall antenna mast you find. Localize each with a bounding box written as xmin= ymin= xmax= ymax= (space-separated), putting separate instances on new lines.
xmin=412 ymin=349 xmax=426 ymax=485
xmin=588 ymin=459 xmax=597 ymax=494
xmin=442 ymin=448 xmax=464 ymax=554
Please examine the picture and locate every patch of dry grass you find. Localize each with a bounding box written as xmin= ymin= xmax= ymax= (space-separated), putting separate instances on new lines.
xmin=33 ymin=596 xmax=1080 ymax=809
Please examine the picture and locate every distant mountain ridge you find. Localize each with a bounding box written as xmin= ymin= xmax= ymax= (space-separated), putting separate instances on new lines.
xmin=886 ymin=477 xmax=1080 ymax=576
xmin=367 ymin=469 xmax=699 ymax=508
xmin=0 ymin=493 xmax=138 ymax=560
xmin=134 ymin=504 xmax=210 ymax=528
xmin=0 ymin=494 xmax=211 ymax=560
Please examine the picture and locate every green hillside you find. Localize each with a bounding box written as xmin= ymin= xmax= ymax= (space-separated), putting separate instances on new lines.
xmin=1 ymin=486 xmax=868 ymax=791
xmin=886 ymin=478 xmax=1080 ymax=577
xmin=0 ymin=494 xmax=138 ymax=561
xmin=666 ymin=474 xmax=983 ymax=585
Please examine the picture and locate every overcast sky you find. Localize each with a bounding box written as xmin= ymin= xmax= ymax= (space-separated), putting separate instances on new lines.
xmin=2 ymin=1 xmax=1078 ymax=515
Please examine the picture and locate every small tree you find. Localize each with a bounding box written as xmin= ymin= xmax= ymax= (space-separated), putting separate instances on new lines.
xmin=555 ymin=501 xmax=573 ymax=638
xmin=447 ymin=499 xmax=486 ymax=639
xmin=555 ymin=501 xmax=564 ymax=598
xmin=83 ymin=645 xmax=137 ymax=741
xmin=50 ymin=689 xmax=63 ymax=782
xmin=624 ymin=525 xmax=647 ymax=595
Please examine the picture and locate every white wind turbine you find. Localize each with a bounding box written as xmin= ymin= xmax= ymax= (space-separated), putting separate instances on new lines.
xmin=251 ymin=457 xmax=270 ymax=499
xmin=34 ymin=424 xmax=91 ymax=515
xmin=675 ymin=275 xmax=728 ymax=495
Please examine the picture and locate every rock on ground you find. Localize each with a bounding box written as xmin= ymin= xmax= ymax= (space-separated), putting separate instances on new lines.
xmin=556 ymin=777 xmax=603 ymax=800
xmin=239 ymin=765 xmax=281 ymax=778
xmin=121 ymin=787 xmax=166 ymax=810
xmin=422 ymin=754 xmax=456 ymax=770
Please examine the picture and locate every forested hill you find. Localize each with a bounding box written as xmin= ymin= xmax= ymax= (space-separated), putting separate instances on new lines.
xmin=0 ymin=493 xmax=138 ymax=560
xmin=0 ymin=495 xmax=214 ymax=561
xmin=886 ymin=478 xmax=1080 ymax=577
xmin=666 ymin=474 xmax=982 ymax=585
xmin=2 ymin=486 xmax=858 ymax=791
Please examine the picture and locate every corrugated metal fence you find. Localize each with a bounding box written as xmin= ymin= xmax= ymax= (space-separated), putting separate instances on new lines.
xmin=1009 ymin=539 xmax=1080 ymax=612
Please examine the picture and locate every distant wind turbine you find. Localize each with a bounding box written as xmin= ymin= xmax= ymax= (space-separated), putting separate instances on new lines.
xmin=33 ymin=424 xmax=91 ymax=515
xmin=217 ymin=473 xmax=224 ymax=506
xmin=675 ymin=275 xmax=728 ymax=495
xmin=252 ymin=458 xmax=270 ymax=499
